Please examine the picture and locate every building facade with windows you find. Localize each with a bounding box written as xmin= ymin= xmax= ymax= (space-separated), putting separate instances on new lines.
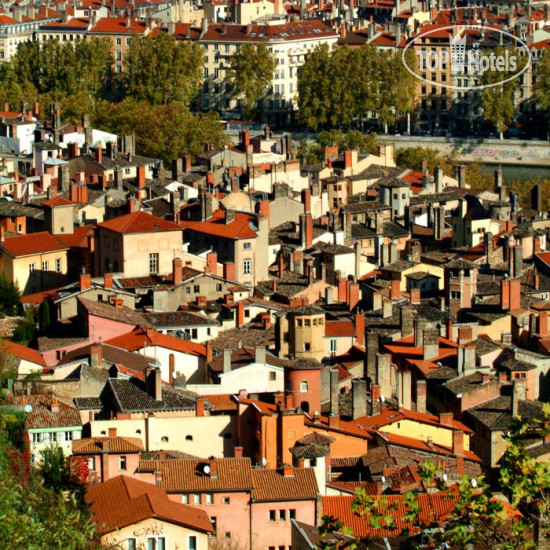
xmin=95 ymin=212 xmax=183 ymax=277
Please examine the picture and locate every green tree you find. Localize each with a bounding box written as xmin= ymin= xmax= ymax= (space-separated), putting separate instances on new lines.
xmin=227 ymin=43 xmax=276 ymax=119
xmin=12 ymin=308 xmax=36 ymax=345
xmin=39 ymin=444 xmax=69 ymax=491
xmin=534 ymin=51 xmax=550 ymax=136
xmin=38 ymin=299 xmax=51 ymax=335
xmin=123 ymin=33 xmax=202 ymax=105
xmin=0 ymin=272 xmax=21 ymax=317
xmin=316 ymin=130 xmax=379 ymax=155
xmin=395 ymin=146 xmax=455 ymax=173
xmin=481 ymin=47 xmax=525 ymax=139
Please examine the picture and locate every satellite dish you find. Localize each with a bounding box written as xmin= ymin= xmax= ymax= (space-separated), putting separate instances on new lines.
xmin=380 ymin=395 xmax=385 ymax=403
xmin=471 ymin=478 xmax=477 ymax=488
xmin=24 ymin=404 xmax=32 ymax=414
xmin=381 ymin=476 xmax=386 ymax=483
xmin=261 ymin=456 xmax=267 ymax=467
xmin=442 ymin=473 xmax=448 ymax=482
xmin=203 ymin=464 xmax=211 ymax=475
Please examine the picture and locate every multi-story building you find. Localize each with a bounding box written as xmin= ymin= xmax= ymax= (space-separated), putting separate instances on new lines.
xmin=177 ymin=19 xmax=338 ymax=123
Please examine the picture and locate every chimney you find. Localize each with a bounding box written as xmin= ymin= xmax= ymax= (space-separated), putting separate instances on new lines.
xmin=173 ymin=258 xmax=183 ymax=285
xmin=347 ymin=282 xmax=360 ymax=311
xmin=104 ymin=273 xmax=113 ymax=289
xmin=223 ymin=349 xmax=232 ymax=373
xmin=95 ymin=146 xmax=103 ymax=164
xmin=370 ymin=384 xmax=381 ymax=416
xmin=539 ymin=313 xmax=549 ymax=336
xmin=302 ymin=188 xmax=312 ymax=213
xmin=390 ymin=280 xmax=400 ymax=300
xmin=234 ymin=446 xmax=243 ymax=458
xmin=209 ymin=460 xmax=218 ymax=479
xmin=423 ymin=328 xmax=439 ymax=360
xmin=439 ymin=411 xmax=454 ymax=426
xmin=410 ymin=288 xmax=421 ymax=305
xmin=509 ymin=279 xmax=521 ymax=311
xmin=445 ymin=318 xmax=453 ymax=340
xmin=282 ymin=464 xmax=294 ymax=477
xmin=90 ymin=341 xmax=103 ymax=368
xmin=80 ymin=273 xmax=92 ymax=290
xmin=146 ymin=367 xmax=162 ymax=401
xmin=206 ymin=251 xmax=217 ymax=275
xmin=416 ymin=379 xmax=427 ymax=413
xmin=344 ymin=150 xmax=353 ymax=169
xmin=50 ymin=397 xmax=59 ymax=413
xmin=223 ymin=262 xmax=235 ymax=282
xmin=501 ymin=279 xmax=510 ymax=310
xmin=137 ymin=165 xmax=146 ymax=189
xmin=169 ymin=353 xmax=175 ymax=385
xmin=299 ymin=213 xmax=313 ymax=248
xmin=330 ymin=368 xmax=339 ymax=417
xmin=511 ymin=380 xmax=526 ymax=417
xmin=352 ymin=379 xmax=367 ymax=419
xmin=196 ymin=397 xmax=205 ymax=417
xmin=382 ymin=298 xmax=393 ymax=319
xmin=236 ymin=302 xmax=244 ymax=327
xmin=108 ymin=427 xmax=117 ymax=438
xmin=452 ymin=430 xmax=464 ymax=456
xmin=261 ymin=313 xmax=271 ymax=330
xmin=400 ymin=306 xmax=414 ymax=338
xmin=254 ymin=345 xmax=266 ymax=364
xmin=278 ymin=258 xmax=285 ymax=279
xmin=354 ymin=313 xmax=365 ymax=346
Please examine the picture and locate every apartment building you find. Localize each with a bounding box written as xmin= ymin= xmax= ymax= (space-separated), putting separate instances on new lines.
xmin=191 ymin=19 xmax=339 ymax=123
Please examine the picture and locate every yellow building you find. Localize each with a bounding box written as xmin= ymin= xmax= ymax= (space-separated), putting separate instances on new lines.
xmin=86 ymin=475 xmax=213 ymax=550
xmin=0 ymin=230 xmax=68 ymax=294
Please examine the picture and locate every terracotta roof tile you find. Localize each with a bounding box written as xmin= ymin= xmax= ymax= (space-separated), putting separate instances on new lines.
xmin=251 ymin=468 xmax=318 ymax=501
xmin=0 ymin=231 xmax=68 ymax=257
xmin=79 ymin=297 xmax=152 ymax=328
xmin=8 ymin=394 xmax=81 ymax=429
xmin=179 ymin=209 xmax=258 ymax=240
xmin=145 ymin=458 xmax=255 ymax=493
xmin=85 ymin=476 xmax=213 ymax=535
xmin=88 ymin=16 xmax=148 ymax=34
xmin=98 ymin=211 xmax=180 ymax=234
xmin=42 ymin=196 xmax=75 ymax=207
xmin=3 ymin=340 xmax=46 ymax=366
xmin=106 ymin=327 xmax=206 ymax=357
xmin=325 ymin=319 xmax=356 ymax=338
xmin=72 ymin=436 xmax=144 ymax=454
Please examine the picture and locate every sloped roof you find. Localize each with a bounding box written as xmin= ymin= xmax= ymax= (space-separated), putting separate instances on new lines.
xmin=179 ymin=209 xmax=258 ymax=240
xmin=79 ymin=297 xmax=152 ymax=328
xmin=251 ymin=468 xmax=318 ymax=501
xmin=105 ymin=327 xmax=206 ymax=357
xmin=0 ymin=231 xmax=68 ymax=257
xmin=85 ymin=476 xmax=213 ymax=535
xmin=325 ymin=319 xmax=356 ymax=338
xmin=143 ymin=457 xmax=255 ymax=492
xmin=72 ymin=436 xmax=144 ymax=454
xmin=98 ymin=211 xmax=180 ymax=234
xmin=3 ymin=340 xmax=45 ymax=366
xmin=8 ymin=394 xmax=81 ymax=429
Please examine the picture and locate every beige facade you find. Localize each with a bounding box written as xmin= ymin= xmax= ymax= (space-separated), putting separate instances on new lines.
xmin=100 ymin=517 xmax=210 ymax=550
xmin=96 ymin=227 xmax=183 ymax=277
xmin=277 ymin=308 xmax=326 ymax=361
xmin=0 ymin=248 xmax=68 ymax=295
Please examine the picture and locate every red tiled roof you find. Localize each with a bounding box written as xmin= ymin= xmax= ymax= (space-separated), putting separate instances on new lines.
xmin=42 ymin=196 xmax=75 ymax=207
xmin=55 ymin=224 xmax=96 ymax=248
xmin=3 ymin=340 xmax=46 ymax=366
xmin=142 ymin=457 xmax=255 ymax=492
xmin=251 ymin=468 xmax=318 ymax=501
xmin=0 ymin=14 xmax=17 ymax=23
xmin=179 ymin=209 xmax=258 ymax=240
xmin=530 ymin=39 xmax=550 ymax=50
xmin=85 ymin=476 xmax=213 ymax=535
xmin=0 ymin=109 xmax=21 ymax=118
xmin=383 ymin=334 xmax=458 ymax=358
xmin=105 ymin=327 xmax=206 ymax=357
xmin=88 ymin=17 xmax=148 ymax=34
xmin=8 ymin=394 xmax=81 ymax=429
xmin=203 ymin=393 xmax=238 ymax=412
xmin=99 ymin=211 xmax=180 ymax=234
xmin=0 ymin=231 xmax=68 ymax=257
xmin=73 ymin=436 xmax=144 ymax=454
xmin=39 ymin=17 xmax=89 ymax=29
xmin=322 ymin=492 xmax=457 ymax=537
xmin=21 ymin=287 xmax=63 ymax=305
xmin=235 ymin=396 xmax=278 ymax=416
xmin=325 ymin=319 xmax=356 ymax=338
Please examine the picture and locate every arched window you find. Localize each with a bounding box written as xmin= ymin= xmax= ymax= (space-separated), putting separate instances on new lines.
xmin=161 ymin=436 xmax=169 ymax=443
xmin=300 ymin=401 xmax=310 ymax=413
xmin=186 ymin=435 xmax=193 ymax=441
xmin=300 ymin=381 xmax=309 ymax=393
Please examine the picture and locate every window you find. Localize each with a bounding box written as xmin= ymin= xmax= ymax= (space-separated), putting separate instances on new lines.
xmin=182 ymin=494 xmax=189 ymax=504
xmin=330 ymin=339 xmax=337 ymax=353
xmin=225 ymin=533 xmax=231 ymax=539
xmin=116 ymin=37 xmax=121 ymax=45
xmin=126 ymin=539 xmax=137 ymax=550
xmin=304 ymin=343 xmax=311 ymax=352
xmin=269 ymin=510 xmax=276 ymax=521
xmin=279 ymin=510 xmax=286 ymax=521
xmin=194 ymin=285 xmax=200 ymax=293
xmin=223 ymin=497 xmax=230 ymax=504
xmin=216 ymin=283 xmax=222 ymax=292
xmin=186 ymin=287 xmax=191 ymax=294
xmin=149 ymin=253 xmax=159 ymax=275
xmin=243 ymin=242 xmax=251 ymax=249
xmin=269 ymin=372 xmax=276 ymax=381
xmin=54 ymin=258 xmax=61 ymax=273
xmin=116 ymin=50 xmax=122 ymax=60
xmin=29 ymin=263 xmax=35 ymax=274
xmin=42 ymin=260 xmax=48 ymax=272
xmin=119 ymin=456 xmax=127 ymax=470
xmin=88 ymin=457 xmax=95 ymax=470
xmin=210 ymin=517 xmax=217 ymax=534
xmin=186 ymin=435 xmax=193 ymax=441
xmin=300 ymin=381 xmax=309 ymax=392
xmin=194 ymin=493 xmax=200 ymax=504
xmin=65 ymin=431 xmax=73 ymax=441
xmin=188 ymin=535 xmax=198 ymax=550
xmin=206 ymin=492 xmax=213 ymax=504
xmin=243 ymin=259 xmax=251 ymax=276
xmin=146 ymin=537 xmax=166 ymax=550
xmin=289 ymin=509 xmax=296 ymax=520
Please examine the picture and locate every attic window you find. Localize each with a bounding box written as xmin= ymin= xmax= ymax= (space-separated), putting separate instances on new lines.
xmin=161 ymin=436 xmax=169 ymax=443
xmin=186 ymin=435 xmax=193 ymax=441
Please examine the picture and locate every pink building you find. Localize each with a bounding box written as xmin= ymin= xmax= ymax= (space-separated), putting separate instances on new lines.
xmin=71 ymin=429 xmax=144 ymax=484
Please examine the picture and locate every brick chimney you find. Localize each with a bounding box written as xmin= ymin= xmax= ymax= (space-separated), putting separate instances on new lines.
xmin=137 ymin=165 xmax=146 ymax=189
xmin=301 ymin=188 xmax=312 ymax=213
xmin=509 ymin=279 xmax=521 ymax=311
xmin=282 ymin=464 xmax=294 ymax=477
xmin=223 ymin=262 xmax=235 ymax=281
xmin=539 ymin=313 xmax=548 ymax=336
xmin=196 ymin=397 xmax=205 ymax=417
xmin=95 ymin=146 xmax=102 ymax=164
xmin=90 ymin=341 xmax=103 ymax=368
xmin=501 ymin=279 xmax=510 ymax=310
xmin=344 ymin=150 xmax=353 ymax=169
xmin=50 ymin=396 xmax=59 ymax=413
xmin=261 ymin=312 xmax=271 ymax=330
xmin=390 ymin=280 xmax=401 ymax=300
xmin=173 ymin=257 xmax=183 ymax=285
xmin=300 ymin=213 xmax=313 ymax=248
xmin=206 ymin=251 xmax=217 ymax=274
xmin=416 ymin=379 xmax=427 ymax=413
xmin=278 ymin=258 xmax=284 ymax=279
xmin=234 ymin=446 xmax=243 ymax=458
xmin=104 ymin=273 xmax=113 ymax=289
xmin=236 ymin=302 xmax=244 ymax=327
xmin=146 ymin=366 xmax=162 ymax=401
xmin=108 ymin=427 xmax=117 ymax=438
xmin=209 ymin=460 xmax=218 ymax=479
xmin=453 ymin=430 xmax=464 ymax=457
xmin=354 ymin=313 xmax=365 ymax=346
xmin=439 ymin=411 xmax=454 ymax=426
xmin=80 ymin=273 xmax=91 ymax=290
xmin=410 ymin=288 xmax=421 ymax=305
xmin=169 ymin=353 xmax=175 ymax=385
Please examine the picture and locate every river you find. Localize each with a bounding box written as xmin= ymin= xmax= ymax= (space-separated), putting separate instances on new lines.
xmin=479 ymin=164 xmax=550 ymax=185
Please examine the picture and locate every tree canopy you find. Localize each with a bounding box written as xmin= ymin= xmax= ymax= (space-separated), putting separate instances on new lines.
xmin=297 ymin=44 xmax=417 ymax=131
xmin=226 ymin=43 xmax=276 ymax=119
